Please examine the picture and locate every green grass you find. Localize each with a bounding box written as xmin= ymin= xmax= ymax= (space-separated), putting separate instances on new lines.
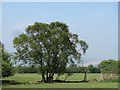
xmin=2 ymin=73 xmax=41 ymax=83
xmin=3 ymin=82 xmax=118 ymax=88
xmin=2 ymin=73 xmax=119 ymax=88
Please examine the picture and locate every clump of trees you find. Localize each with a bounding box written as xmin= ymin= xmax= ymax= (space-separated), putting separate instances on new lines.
xmin=14 ymin=65 xmax=37 ymax=73
xmin=65 ymin=64 xmax=100 ymax=73
xmin=87 ymin=64 xmax=101 ymax=73
xmin=99 ymin=59 xmax=118 ymax=81
xmin=13 ymin=21 xmax=88 ymax=83
xmin=0 ymin=41 xmax=14 ymax=77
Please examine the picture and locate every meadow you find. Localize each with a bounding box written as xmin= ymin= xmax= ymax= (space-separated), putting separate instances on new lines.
xmin=2 ymin=73 xmax=118 ymax=88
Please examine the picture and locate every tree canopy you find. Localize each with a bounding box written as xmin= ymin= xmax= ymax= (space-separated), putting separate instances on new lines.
xmin=99 ymin=59 xmax=118 ymax=80
xmin=13 ymin=21 xmax=88 ymax=82
xmin=99 ymin=59 xmax=118 ymax=74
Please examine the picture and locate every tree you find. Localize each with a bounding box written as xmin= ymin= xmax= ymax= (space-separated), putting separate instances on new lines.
xmin=99 ymin=59 xmax=118 ymax=74
xmin=93 ymin=65 xmax=101 ymax=73
xmin=0 ymin=41 xmax=14 ymax=77
xmin=99 ymin=59 xmax=118 ymax=80
xmin=13 ymin=21 xmax=88 ymax=83
xmin=87 ymin=64 xmax=101 ymax=73
xmin=88 ymin=64 xmax=94 ymax=73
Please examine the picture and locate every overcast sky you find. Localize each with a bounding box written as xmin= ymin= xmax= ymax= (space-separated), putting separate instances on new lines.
xmin=1 ymin=2 xmax=118 ymax=65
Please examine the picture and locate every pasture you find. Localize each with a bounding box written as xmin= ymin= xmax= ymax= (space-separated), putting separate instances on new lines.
xmin=2 ymin=73 xmax=118 ymax=88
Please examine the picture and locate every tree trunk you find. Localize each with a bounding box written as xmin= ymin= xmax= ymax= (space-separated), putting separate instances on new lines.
xmin=84 ymin=72 xmax=87 ymax=82
xmin=41 ymin=73 xmax=45 ymax=82
xmin=45 ymin=72 xmax=54 ymax=83
xmin=46 ymin=72 xmax=49 ymax=82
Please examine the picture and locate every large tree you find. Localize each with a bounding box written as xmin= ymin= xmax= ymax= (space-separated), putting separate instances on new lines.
xmin=13 ymin=21 xmax=88 ymax=82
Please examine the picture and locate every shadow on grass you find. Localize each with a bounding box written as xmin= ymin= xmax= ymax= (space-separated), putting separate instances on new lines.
xmin=0 ymin=80 xmax=20 ymax=85
xmin=1 ymin=79 xmax=89 ymax=85
xmin=52 ymin=80 xmax=89 ymax=83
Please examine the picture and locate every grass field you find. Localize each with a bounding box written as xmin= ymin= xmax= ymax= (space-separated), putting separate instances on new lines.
xmin=2 ymin=73 xmax=118 ymax=88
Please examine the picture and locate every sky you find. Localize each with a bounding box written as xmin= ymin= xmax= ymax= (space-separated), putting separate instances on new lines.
xmin=1 ymin=2 xmax=118 ymax=66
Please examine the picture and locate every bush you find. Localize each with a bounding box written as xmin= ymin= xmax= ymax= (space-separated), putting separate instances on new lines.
xmin=2 ymin=61 xmax=14 ymax=77
xmin=0 ymin=41 xmax=14 ymax=77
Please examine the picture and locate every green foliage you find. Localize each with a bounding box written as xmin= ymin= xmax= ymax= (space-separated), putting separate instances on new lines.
xmin=13 ymin=21 xmax=88 ymax=82
xmin=99 ymin=59 xmax=118 ymax=74
xmin=66 ymin=64 xmax=81 ymax=73
xmin=14 ymin=65 xmax=37 ymax=73
xmin=2 ymin=61 xmax=14 ymax=77
xmin=99 ymin=59 xmax=118 ymax=81
xmin=88 ymin=64 xmax=101 ymax=73
xmin=0 ymin=41 xmax=14 ymax=77
xmin=14 ymin=64 xmax=101 ymax=74
xmin=88 ymin=64 xmax=94 ymax=73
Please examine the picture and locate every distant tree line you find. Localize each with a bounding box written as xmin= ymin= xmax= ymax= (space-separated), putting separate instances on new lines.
xmin=14 ymin=65 xmax=38 ymax=73
xmin=13 ymin=63 xmax=100 ymax=74
xmin=13 ymin=59 xmax=119 ymax=75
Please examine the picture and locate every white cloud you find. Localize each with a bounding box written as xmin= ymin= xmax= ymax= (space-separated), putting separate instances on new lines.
xmin=13 ymin=21 xmax=33 ymax=37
